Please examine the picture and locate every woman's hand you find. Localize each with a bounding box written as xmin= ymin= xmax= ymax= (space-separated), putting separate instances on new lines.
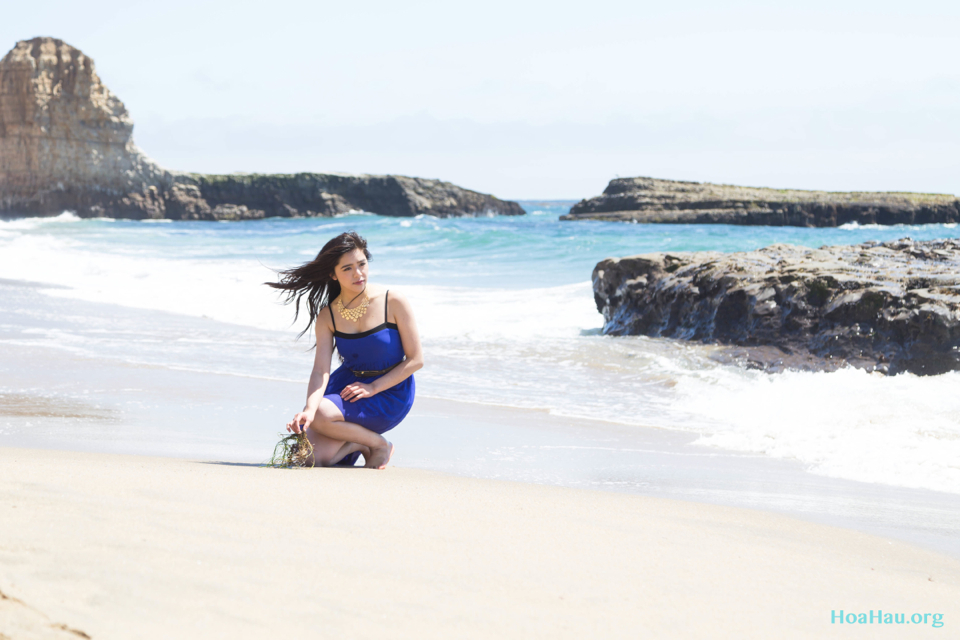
xmin=286 ymin=411 xmax=313 ymax=434
xmin=341 ymin=382 xmax=377 ymax=403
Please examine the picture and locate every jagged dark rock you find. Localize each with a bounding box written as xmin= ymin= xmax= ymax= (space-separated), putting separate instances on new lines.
xmin=592 ymin=239 xmax=960 ymax=375
xmin=0 ymin=37 xmax=523 ymax=220
xmin=563 ymin=177 xmax=960 ymax=227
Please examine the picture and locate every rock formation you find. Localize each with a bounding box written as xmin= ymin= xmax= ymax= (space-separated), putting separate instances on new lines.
xmin=563 ymin=177 xmax=960 ymax=227
xmin=0 ymin=37 xmax=524 ymax=220
xmin=592 ymin=239 xmax=960 ymax=375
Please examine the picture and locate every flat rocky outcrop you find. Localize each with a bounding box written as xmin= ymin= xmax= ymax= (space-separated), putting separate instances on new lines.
xmin=563 ymin=177 xmax=960 ymax=227
xmin=592 ymin=239 xmax=960 ymax=375
xmin=0 ymin=37 xmax=523 ymax=220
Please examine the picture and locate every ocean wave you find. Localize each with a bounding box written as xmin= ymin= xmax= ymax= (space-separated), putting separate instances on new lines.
xmin=676 ymin=366 xmax=960 ymax=494
xmin=839 ymin=222 xmax=919 ymax=231
xmin=419 ymin=335 xmax=960 ymax=495
xmin=3 ymin=214 xmax=959 ymax=495
xmin=333 ymin=209 xmax=375 ymax=218
xmin=837 ymin=221 xmax=959 ymax=232
xmin=0 ymin=211 xmax=82 ymax=229
xmin=0 ymin=227 xmax=601 ymax=340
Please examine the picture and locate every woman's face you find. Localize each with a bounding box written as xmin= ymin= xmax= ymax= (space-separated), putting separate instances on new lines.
xmin=332 ymin=248 xmax=369 ymax=296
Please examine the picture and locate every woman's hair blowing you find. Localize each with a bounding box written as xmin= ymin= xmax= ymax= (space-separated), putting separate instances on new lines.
xmin=267 ymin=231 xmax=371 ymax=338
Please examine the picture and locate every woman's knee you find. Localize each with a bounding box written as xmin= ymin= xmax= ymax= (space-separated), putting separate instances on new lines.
xmin=310 ymin=399 xmax=344 ymax=429
xmin=305 ymin=431 xmax=345 ymax=467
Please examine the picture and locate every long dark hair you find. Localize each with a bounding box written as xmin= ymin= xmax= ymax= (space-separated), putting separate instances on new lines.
xmin=266 ymin=231 xmax=371 ymax=338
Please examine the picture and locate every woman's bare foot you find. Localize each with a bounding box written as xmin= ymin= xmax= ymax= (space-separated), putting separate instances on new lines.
xmin=364 ymin=441 xmax=394 ymax=470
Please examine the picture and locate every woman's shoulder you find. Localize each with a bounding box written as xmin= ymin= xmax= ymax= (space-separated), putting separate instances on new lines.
xmin=384 ymin=288 xmax=415 ymax=323
xmin=385 ymin=288 xmax=412 ymax=307
xmin=315 ymin=302 xmax=336 ymax=333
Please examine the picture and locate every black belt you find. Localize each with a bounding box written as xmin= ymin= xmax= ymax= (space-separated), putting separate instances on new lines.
xmin=350 ymin=361 xmax=402 ymax=378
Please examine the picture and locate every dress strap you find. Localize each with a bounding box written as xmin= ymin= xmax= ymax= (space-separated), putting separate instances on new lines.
xmin=384 ymin=290 xmax=390 ymax=323
xmin=328 ymin=303 xmax=336 ymax=331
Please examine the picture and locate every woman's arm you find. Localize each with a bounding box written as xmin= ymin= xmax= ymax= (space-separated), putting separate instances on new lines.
xmin=340 ymin=290 xmax=424 ymax=403
xmin=286 ymin=309 xmax=336 ymax=433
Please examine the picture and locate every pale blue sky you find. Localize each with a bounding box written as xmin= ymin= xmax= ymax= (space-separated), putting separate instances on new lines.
xmin=4 ymin=1 xmax=960 ymax=199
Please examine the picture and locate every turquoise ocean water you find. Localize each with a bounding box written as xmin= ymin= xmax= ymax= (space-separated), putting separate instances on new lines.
xmin=1 ymin=203 xmax=959 ymax=494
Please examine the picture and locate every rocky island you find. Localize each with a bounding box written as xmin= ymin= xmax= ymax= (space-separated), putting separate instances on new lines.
xmin=0 ymin=38 xmax=524 ymax=220
xmin=563 ymin=177 xmax=960 ymax=227
xmin=592 ymin=239 xmax=960 ymax=375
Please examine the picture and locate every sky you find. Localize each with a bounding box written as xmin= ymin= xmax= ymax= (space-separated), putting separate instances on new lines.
xmin=3 ymin=0 xmax=960 ymax=199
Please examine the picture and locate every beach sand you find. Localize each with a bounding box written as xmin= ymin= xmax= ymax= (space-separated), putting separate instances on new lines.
xmin=1 ymin=447 xmax=958 ymax=639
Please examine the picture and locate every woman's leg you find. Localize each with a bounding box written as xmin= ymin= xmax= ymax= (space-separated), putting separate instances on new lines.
xmin=303 ymin=429 xmax=369 ymax=467
xmin=306 ymin=398 xmax=393 ymax=469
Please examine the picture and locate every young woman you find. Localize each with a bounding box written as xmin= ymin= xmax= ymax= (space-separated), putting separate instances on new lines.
xmin=269 ymin=231 xmax=422 ymax=469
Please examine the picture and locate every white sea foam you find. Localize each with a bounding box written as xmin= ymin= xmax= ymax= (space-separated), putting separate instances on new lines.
xmin=673 ymin=365 xmax=960 ymax=494
xmin=406 ymin=282 xmax=598 ymax=341
xmin=0 ymin=211 xmax=81 ymax=230
xmin=0 ymin=228 xmax=600 ymax=340
xmin=0 ymin=232 xmax=291 ymax=331
xmin=838 ymin=221 xmax=930 ymax=232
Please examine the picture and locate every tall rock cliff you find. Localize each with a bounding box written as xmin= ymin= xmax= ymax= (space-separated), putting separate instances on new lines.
xmin=0 ymin=37 xmax=167 ymax=216
xmin=563 ymin=177 xmax=960 ymax=227
xmin=0 ymin=37 xmax=524 ymax=220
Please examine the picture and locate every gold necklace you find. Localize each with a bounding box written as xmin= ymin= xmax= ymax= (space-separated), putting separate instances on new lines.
xmin=336 ymin=294 xmax=369 ymax=322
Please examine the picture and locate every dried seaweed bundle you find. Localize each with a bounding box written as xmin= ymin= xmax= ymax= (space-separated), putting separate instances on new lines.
xmin=265 ymin=432 xmax=315 ymax=468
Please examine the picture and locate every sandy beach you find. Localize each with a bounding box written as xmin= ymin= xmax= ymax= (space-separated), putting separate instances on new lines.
xmin=1 ymin=447 xmax=958 ymax=639
xmin=3 ymin=280 xmax=960 ymax=637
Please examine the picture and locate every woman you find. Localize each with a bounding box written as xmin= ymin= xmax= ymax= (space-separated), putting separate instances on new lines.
xmin=269 ymin=231 xmax=422 ymax=469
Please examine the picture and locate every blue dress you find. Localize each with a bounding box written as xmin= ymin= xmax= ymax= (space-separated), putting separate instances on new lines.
xmin=325 ymin=291 xmax=415 ymax=465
